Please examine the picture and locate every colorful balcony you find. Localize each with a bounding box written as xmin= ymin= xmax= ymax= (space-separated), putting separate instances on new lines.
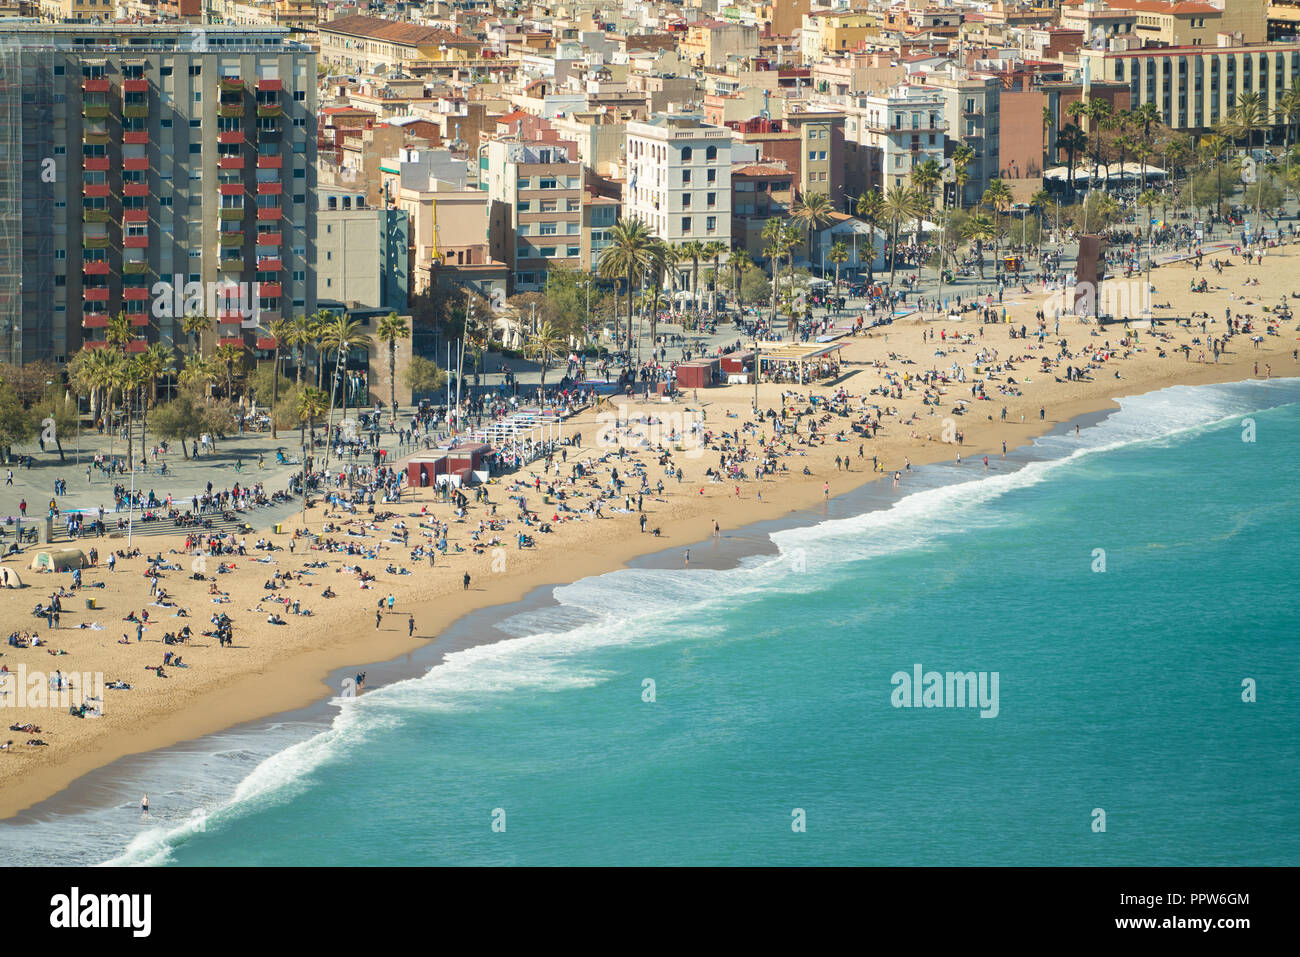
xmin=255 ymin=231 xmax=282 ymax=246
xmin=218 ymin=258 xmax=244 ymax=271
xmin=256 ymin=181 xmax=282 ymax=195
xmin=256 ymin=336 xmax=279 ymax=350
xmin=123 ymin=182 xmax=149 ymax=197
xmin=220 ymin=207 xmax=246 ymax=221
xmin=123 ymin=157 xmax=149 ymax=171
xmin=127 ymin=313 xmax=150 ymax=327
xmin=219 ymin=183 xmax=245 ymax=196
xmin=122 ymin=209 xmax=148 ymax=224
xmin=256 ymin=207 xmax=282 ymax=221
xmin=123 ymin=285 xmax=150 ymax=301
xmin=257 ymin=104 xmax=283 ymax=119
xmin=218 ymin=130 xmax=244 ymax=145
xmin=82 ymin=78 xmax=110 ymax=94
xmin=81 ymin=314 xmax=110 ymax=329
xmin=83 ymin=340 xmax=111 ymax=350
xmin=83 ymin=157 xmax=109 ymax=172
xmin=83 ymin=209 xmax=109 ymax=223
xmin=83 ymin=260 xmax=110 ymax=275
xmin=83 ymin=235 xmax=110 ymax=249
xmin=124 ymin=131 xmax=149 ymax=145
xmin=217 ymin=309 xmax=244 ymax=322
xmin=219 ymin=77 xmax=244 ymax=92
xmin=83 ymin=183 xmax=110 ymax=199
xmin=82 ymin=104 xmax=110 ymax=121
xmin=256 ymin=78 xmax=282 ymax=92
xmin=257 ymin=154 xmax=282 ymax=169
xmin=257 ymin=282 xmax=283 ymax=298
xmin=83 ymin=132 xmax=110 ymax=146
xmin=219 ymin=156 xmax=244 ymax=170
xmin=124 ymin=235 xmax=150 ymax=248
xmin=219 ymin=232 xmax=244 ymax=247
xmin=122 ymin=261 xmax=149 ymax=275
xmin=219 ymin=104 xmax=244 ymax=119
xmin=125 ymin=340 xmax=149 ymax=353
xmin=123 ymin=104 xmax=149 ymax=119
xmin=83 ymin=287 xmax=110 ymax=302
xmin=256 ymin=257 xmax=283 ymax=272
xmin=219 ymin=336 xmax=245 ymax=348
xmin=122 ymin=79 xmax=148 ymax=93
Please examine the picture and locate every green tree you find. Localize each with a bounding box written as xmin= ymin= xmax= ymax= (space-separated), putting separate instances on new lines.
xmin=403 ymin=355 xmax=448 ymax=399
xmin=828 ymin=240 xmax=849 ymax=310
xmin=376 ymin=312 xmax=410 ymax=422
xmin=317 ymin=314 xmax=373 ymax=467
xmin=598 ymin=218 xmax=655 ymax=358
xmin=525 ymin=320 xmax=565 ymax=389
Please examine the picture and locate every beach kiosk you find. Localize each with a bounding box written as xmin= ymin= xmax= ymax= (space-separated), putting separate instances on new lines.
xmin=675 ymin=358 xmax=720 ymax=389
xmin=444 ymin=443 xmax=491 ymax=483
xmin=719 ymin=350 xmax=755 ymax=383
xmin=406 ymin=453 xmax=447 ymax=488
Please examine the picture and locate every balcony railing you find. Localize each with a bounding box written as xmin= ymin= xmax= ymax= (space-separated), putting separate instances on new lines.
xmin=83 ymin=235 xmax=110 ymax=249
xmin=256 ymin=257 xmax=283 ymax=272
xmin=218 ymin=130 xmax=244 ymax=145
xmin=123 ymin=261 xmax=149 ymax=275
xmin=256 ymin=78 xmax=282 ymax=92
xmin=258 ymin=282 xmax=283 ymax=297
xmin=82 ymin=104 xmax=110 ymax=121
xmin=257 ymin=181 xmax=282 ymax=195
xmin=257 ymin=207 xmax=282 ymax=221
xmin=219 ymin=156 xmax=245 ymax=170
xmin=83 ymin=288 xmax=110 ymax=302
xmin=218 ymin=258 xmax=245 ymax=271
xmin=83 ymin=209 xmax=109 ymax=223
xmin=123 ymin=286 xmax=150 ymax=301
xmin=83 ymin=260 xmax=110 ymax=275
xmin=83 ymin=183 xmax=110 ymax=198
xmin=256 ymin=231 xmax=282 ymax=246
xmin=219 ymin=104 xmax=244 ymax=119
xmin=123 ymin=182 xmax=149 ymax=197
xmin=122 ymin=79 xmax=149 ymax=93
xmin=127 ymin=313 xmax=150 ymax=327
xmin=122 ymin=209 xmax=148 ymax=223
xmin=82 ymin=78 xmax=110 ymax=94
xmin=220 ymin=183 xmax=245 ymax=196
xmin=123 ymin=104 xmax=149 ymax=119
xmin=257 ymin=154 xmax=282 ymax=169
xmin=83 ymin=157 xmax=110 ymax=172
xmin=220 ymin=232 xmax=244 ymax=247
xmin=220 ymin=207 xmax=246 ymax=221
xmin=219 ymin=336 xmax=245 ymax=348
xmin=124 ymin=157 xmax=149 ymax=171
xmin=125 ymin=340 xmax=149 ymax=353
xmin=124 ymin=235 xmax=150 ymax=248
xmin=257 ymin=103 xmax=283 ymax=118
xmin=124 ymin=131 xmax=149 ymax=145
xmin=220 ymin=77 xmax=244 ymax=92
xmin=82 ymin=314 xmax=110 ymax=329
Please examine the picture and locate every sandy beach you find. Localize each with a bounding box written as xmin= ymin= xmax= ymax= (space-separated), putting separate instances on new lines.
xmin=2 ymin=243 xmax=1298 ymax=819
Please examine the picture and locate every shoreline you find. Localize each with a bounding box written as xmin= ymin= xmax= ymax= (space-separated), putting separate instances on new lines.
xmin=6 ymin=231 xmax=1300 ymax=823
xmin=1 ymin=357 xmax=1287 ymax=828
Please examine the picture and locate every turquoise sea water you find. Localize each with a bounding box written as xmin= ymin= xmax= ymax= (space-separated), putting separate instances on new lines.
xmin=3 ymin=378 xmax=1298 ymax=866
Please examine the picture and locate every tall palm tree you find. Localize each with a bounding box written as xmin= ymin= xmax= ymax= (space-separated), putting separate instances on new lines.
xmin=645 ymin=238 xmax=671 ymax=356
xmin=288 ymin=313 xmax=314 ymax=386
xmin=855 ymin=190 xmax=884 ymax=282
xmin=597 ymin=217 xmax=655 ymax=360
xmin=525 ymin=320 xmax=565 ymax=389
xmin=679 ymin=239 xmax=705 ymax=327
xmin=1030 ymin=188 xmax=1053 ymax=245
xmin=982 ymin=179 xmax=1012 ymax=265
xmin=178 ymin=355 xmax=219 ymax=399
xmin=1230 ymin=92 xmax=1269 ymax=233
xmin=1277 ymin=87 xmax=1300 ymax=202
xmin=1200 ymin=130 xmax=1229 ymax=217
xmin=950 ymin=144 xmax=975 ymax=209
xmin=883 ymin=185 xmax=922 ymax=288
xmin=827 ymin=240 xmax=848 ymax=311
xmin=728 ymin=247 xmax=752 ymax=317
xmin=295 ymin=386 xmax=328 ymax=465
xmin=375 ymin=312 xmax=410 ymax=423
xmin=702 ymin=240 xmax=727 ymax=320
xmin=760 ymin=216 xmax=789 ymax=325
xmin=317 ymin=313 xmax=372 ymax=467
xmin=135 ymin=342 xmax=173 ymax=455
xmin=781 ymin=220 xmax=803 ymax=310
xmin=962 ymin=213 xmax=996 ymax=280
xmin=1058 ymin=123 xmax=1088 ymax=194
xmin=791 ymin=191 xmax=835 ymax=270
xmin=214 ymin=342 xmax=244 ymax=402
xmin=310 ymin=309 xmax=333 ymax=389
xmin=181 ymin=310 xmax=210 ymax=359
xmin=258 ymin=317 xmax=290 ymax=438
xmin=1084 ymin=98 xmax=1112 ymax=189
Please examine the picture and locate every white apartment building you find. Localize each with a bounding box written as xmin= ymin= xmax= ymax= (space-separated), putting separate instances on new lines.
xmin=625 ymin=113 xmax=732 ymax=249
xmin=860 ymin=85 xmax=947 ymax=191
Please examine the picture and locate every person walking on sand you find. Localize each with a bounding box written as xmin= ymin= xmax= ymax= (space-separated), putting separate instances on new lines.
xmin=823 ymin=482 xmax=830 ymax=499
xmin=713 ymin=519 xmax=719 ymax=538
xmin=463 ymin=571 xmax=471 ymax=590
xmin=684 ymin=549 xmax=690 ymax=567
xmin=408 ymin=615 xmax=415 ymax=638
xmin=376 ymin=609 xmax=382 ymax=630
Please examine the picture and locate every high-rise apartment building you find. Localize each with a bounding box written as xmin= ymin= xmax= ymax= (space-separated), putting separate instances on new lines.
xmin=0 ymin=23 xmax=317 ymax=366
xmin=484 ymin=138 xmax=583 ymax=292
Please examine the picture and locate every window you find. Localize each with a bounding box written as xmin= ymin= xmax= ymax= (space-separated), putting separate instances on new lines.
xmin=53 ymin=65 xmax=64 ymax=76
xmin=682 ymin=193 xmax=691 ymax=208
xmin=189 ymin=143 xmax=201 ymax=153
xmin=566 ymin=246 xmax=580 ymax=257
xmin=55 ymin=249 xmax=66 ymax=260
xmin=681 ymin=216 xmax=691 ymax=233
xmin=682 ymin=146 xmax=693 ymax=162
xmin=682 ymin=169 xmax=691 ymax=185
xmin=706 ymin=216 xmax=716 ymax=232
xmin=293 ymin=117 xmax=305 ymax=127
xmin=539 ymin=222 xmax=557 ymax=235
xmin=294 ymin=90 xmax=305 ymax=101
xmin=189 ymin=64 xmax=201 ymax=76
xmin=293 ymin=194 xmax=304 ymax=204
xmin=161 ymin=66 xmax=172 ymax=77
xmin=190 ymin=118 xmax=201 ymax=127
xmin=540 ymin=246 xmax=557 ymax=257
xmin=161 ymin=118 xmax=172 ymax=128
xmin=705 ymin=145 xmax=716 ymax=161
xmin=707 ymin=169 xmax=716 ymax=183
xmin=294 ymin=167 xmax=304 ymax=179
xmin=706 ymin=192 xmax=716 ymax=208
xmin=293 ymin=270 xmax=305 ymax=281
xmin=517 ymin=200 xmax=530 ymax=212
xmin=193 ymin=91 xmax=202 ymax=103
xmin=161 ymin=197 xmax=172 ymax=207
xmin=538 ymin=177 xmax=557 ymax=189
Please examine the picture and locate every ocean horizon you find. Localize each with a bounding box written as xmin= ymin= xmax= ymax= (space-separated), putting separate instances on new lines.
xmin=1 ymin=376 xmax=1296 ymax=867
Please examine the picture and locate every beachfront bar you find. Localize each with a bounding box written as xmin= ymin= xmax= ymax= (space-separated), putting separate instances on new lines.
xmin=755 ymin=341 xmax=846 ymax=384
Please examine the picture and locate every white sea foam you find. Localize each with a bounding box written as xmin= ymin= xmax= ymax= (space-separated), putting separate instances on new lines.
xmin=0 ymin=378 xmax=1294 ymax=867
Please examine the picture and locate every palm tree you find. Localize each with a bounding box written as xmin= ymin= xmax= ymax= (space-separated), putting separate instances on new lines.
xmin=1277 ymin=87 xmax=1300 ymax=201
xmin=178 ymin=355 xmax=219 ymax=399
xmin=258 ymin=317 xmax=290 ymax=438
xmin=375 ymin=312 xmax=410 ymax=423
xmin=791 ymin=191 xmax=835 ymax=270
xmin=1084 ymin=99 xmax=1111 ymax=189
xmin=1042 ymin=104 xmax=1057 ymax=172
xmin=317 ymin=313 xmax=372 ymax=467
xmin=181 ymin=310 xmax=210 ymax=359
xmin=760 ymin=217 xmax=788 ymax=324
xmin=295 ymin=385 xmax=328 ymax=465
xmin=214 ymin=342 xmax=244 ymax=402
xmin=854 ymin=190 xmax=884 ymax=282
xmin=1030 ymin=188 xmax=1053 ymax=245
xmin=288 ymin=313 xmax=314 ymax=386
xmin=950 ymin=144 xmax=975 ymax=209
xmin=883 ymin=185 xmax=922 ymax=288
xmin=310 ymin=309 xmax=332 ymax=389
xmin=135 ymin=342 xmax=174 ymax=455
xmin=962 ymin=213 xmax=996 ymax=280
xmin=728 ymin=247 xmax=752 ymax=317
xmin=645 ymin=239 xmax=671 ymax=356
xmin=525 ymin=320 xmax=565 ymax=389
xmin=1230 ymin=93 xmax=1269 ymax=233
xmin=827 ymin=240 xmax=848 ymax=310
xmin=702 ymin=240 xmax=727 ymax=320
xmin=597 ymin=217 xmax=655 ymax=360
xmin=1138 ymin=188 xmax=1161 ymax=253
xmin=679 ymin=239 xmax=705 ymax=327
xmin=982 ymin=179 xmax=1012 ymax=266
xmin=1058 ymin=123 xmax=1088 ymax=195
xmin=781 ymin=220 xmax=803 ymax=309
xmin=911 ymin=158 xmax=942 ymax=278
